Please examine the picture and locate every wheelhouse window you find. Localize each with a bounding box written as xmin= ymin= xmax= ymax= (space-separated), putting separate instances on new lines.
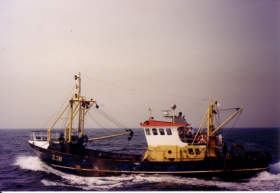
xmin=166 ymin=128 xmax=172 ymax=135
xmin=145 ymin=128 xmax=151 ymax=135
xmin=159 ymin=128 xmax=165 ymax=135
xmin=152 ymin=128 xmax=158 ymax=135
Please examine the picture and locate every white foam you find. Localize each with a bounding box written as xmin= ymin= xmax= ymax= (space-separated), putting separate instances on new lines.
xmin=238 ymin=171 xmax=280 ymax=191
xmin=13 ymin=156 xmax=46 ymax=171
xmin=13 ymin=155 xmax=69 ymax=177
xmin=60 ymin=174 xmax=137 ymax=190
xmin=41 ymin=179 xmax=61 ymax=186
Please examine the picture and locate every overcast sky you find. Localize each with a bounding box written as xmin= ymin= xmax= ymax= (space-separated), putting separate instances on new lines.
xmin=0 ymin=0 xmax=279 ymax=129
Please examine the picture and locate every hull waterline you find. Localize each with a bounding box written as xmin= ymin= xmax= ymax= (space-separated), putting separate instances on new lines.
xmin=29 ymin=142 xmax=270 ymax=179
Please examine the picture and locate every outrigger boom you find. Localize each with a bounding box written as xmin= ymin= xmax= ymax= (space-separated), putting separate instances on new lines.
xmin=88 ymin=130 xmax=133 ymax=142
xmin=212 ymin=106 xmax=244 ymax=135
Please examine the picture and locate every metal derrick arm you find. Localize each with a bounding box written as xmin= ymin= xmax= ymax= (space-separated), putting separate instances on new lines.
xmin=211 ymin=106 xmax=244 ymax=135
xmin=191 ymin=111 xmax=208 ymax=145
xmin=66 ymin=97 xmax=96 ymax=142
xmin=47 ymin=103 xmax=70 ymax=142
xmin=88 ymin=130 xmax=133 ymax=142
xmin=192 ymin=98 xmax=244 ymax=143
xmin=47 ymin=97 xmax=96 ymax=142
xmin=67 ymin=98 xmax=96 ymax=129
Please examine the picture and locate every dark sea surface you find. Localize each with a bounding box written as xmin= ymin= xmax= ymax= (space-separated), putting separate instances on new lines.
xmin=0 ymin=127 xmax=280 ymax=191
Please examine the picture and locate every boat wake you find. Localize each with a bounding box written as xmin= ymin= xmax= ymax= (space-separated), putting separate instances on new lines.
xmin=13 ymin=156 xmax=280 ymax=191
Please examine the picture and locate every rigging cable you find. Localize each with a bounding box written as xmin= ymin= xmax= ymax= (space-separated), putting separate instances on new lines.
xmin=59 ymin=104 xmax=71 ymax=132
xmin=88 ymin=111 xmax=112 ymax=132
xmin=40 ymin=85 xmax=76 ymax=129
xmin=83 ymin=75 xmax=145 ymax=120
xmin=93 ymin=108 xmax=127 ymax=129
xmin=83 ymin=75 xmax=205 ymax=101
xmin=224 ymin=109 xmax=243 ymax=138
xmin=90 ymin=110 xmax=115 ymax=129
xmin=215 ymin=106 xmax=221 ymax=128
xmin=185 ymin=99 xmax=207 ymax=117
xmin=87 ymin=110 xmax=144 ymax=155
xmin=88 ymin=108 xmax=144 ymax=144
xmin=88 ymin=109 xmax=130 ymax=135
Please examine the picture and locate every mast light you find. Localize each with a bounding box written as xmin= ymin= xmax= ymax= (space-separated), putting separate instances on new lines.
xmin=171 ymin=104 xmax=176 ymax=110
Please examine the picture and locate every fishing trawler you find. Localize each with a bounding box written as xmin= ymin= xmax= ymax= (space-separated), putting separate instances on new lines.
xmin=28 ymin=73 xmax=271 ymax=178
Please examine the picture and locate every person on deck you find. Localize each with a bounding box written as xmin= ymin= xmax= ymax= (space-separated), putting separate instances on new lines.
xmin=186 ymin=127 xmax=194 ymax=139
xmin=178 ymin=127 xmax=184 ymax=138
xmin=177 ymin=112 xmax=182 ymax=118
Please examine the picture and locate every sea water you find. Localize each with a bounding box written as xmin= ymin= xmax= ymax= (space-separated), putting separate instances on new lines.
xmin=0 ymin=128 xmax=279 ymax=191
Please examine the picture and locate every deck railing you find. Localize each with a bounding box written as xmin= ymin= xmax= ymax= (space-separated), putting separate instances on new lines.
xmin=30 ymin=131 xmax=60 ymax=141
xmin=30 ymin=130 xmax=80 ymax=142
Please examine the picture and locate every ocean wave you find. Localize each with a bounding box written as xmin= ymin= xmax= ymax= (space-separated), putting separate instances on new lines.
xmin=13 ymin=156 xmax=280 ymax=191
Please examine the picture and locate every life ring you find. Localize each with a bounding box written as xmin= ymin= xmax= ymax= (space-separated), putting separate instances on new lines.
xmin=197 ymin=134 xmax=207 ymax=144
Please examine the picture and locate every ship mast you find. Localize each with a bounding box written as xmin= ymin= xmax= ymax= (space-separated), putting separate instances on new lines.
xmin=206 ymin=98 xmax=221 ymax=136
xmin=47 ymin=73 xmax=132 ymax=144
xmin=196 ymin=98 xmax=244 ymax=138
xmin=66 ymin=72 xmax=96 ymax=142
xmin=48 ymin=73 xmax=96 ymax=143
xmin=207 ymin=98 xmax=214 ymax=137
xmin=75 ymin=73 xmax=83 ymax=133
